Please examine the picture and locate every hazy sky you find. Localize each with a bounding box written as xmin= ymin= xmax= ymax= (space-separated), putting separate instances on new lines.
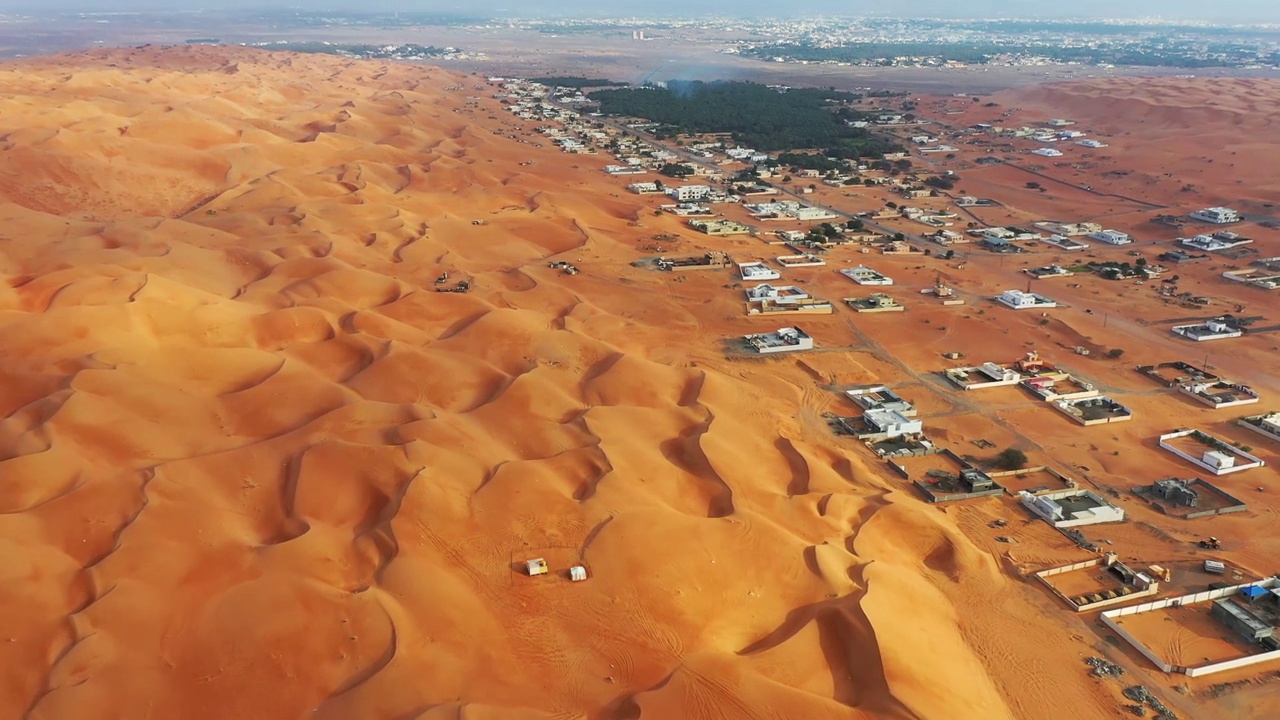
xmin=17 ymin=0 xmax=1280 ymax=23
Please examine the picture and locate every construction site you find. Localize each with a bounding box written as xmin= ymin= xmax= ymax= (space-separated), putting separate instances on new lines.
xmin=1035 ymin=554 xmax=1164 ymax=612
xmin=1133 ymin=477 xmax=1249 ymax=519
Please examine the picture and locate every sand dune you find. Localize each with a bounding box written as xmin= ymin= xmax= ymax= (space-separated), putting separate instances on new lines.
xmin=9 ymin=46 xmax=1258 ymax=720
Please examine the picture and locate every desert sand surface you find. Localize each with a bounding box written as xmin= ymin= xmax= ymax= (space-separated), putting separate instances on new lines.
xmin=1 ymin=47 xmax=1279 ymax=720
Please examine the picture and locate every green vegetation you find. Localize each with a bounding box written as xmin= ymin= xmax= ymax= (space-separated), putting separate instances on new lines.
xmin=659 ymin=163 xmax=695 ymax=178
xmin=589 ymin=81 xmax=903 ymax=155
xmin=924 ymin=175 xmax=958 ymax=190
xmin=777 ymin=153 xmax=844 ymax=172
xmin=993 ymin=448 xmax=1029 ymax=471
xmin=530 ymin=76 xmax=628 ymax=88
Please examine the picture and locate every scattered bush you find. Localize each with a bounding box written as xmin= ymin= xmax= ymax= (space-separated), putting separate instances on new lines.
xmin=994 ymin=448 xmax=1029 ymax=471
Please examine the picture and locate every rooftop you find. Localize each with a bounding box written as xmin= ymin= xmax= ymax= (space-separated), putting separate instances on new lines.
xmin=743 ymin=326 xmax=813 ymax=353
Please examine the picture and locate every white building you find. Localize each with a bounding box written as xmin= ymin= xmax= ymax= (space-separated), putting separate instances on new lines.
xmin=945 ymin=363 xmax=1023 ymax=390
xmin=739 ymin=262 xmax=781 ymax=281
xmin=745 ymin=284 xmax=808 ymax=304
xmin=1031 ymin=148 xmax=1064 ymax=157
xmin=1077 ymin=139 xmax=1108 ymax=148
xmin=1043 ymin=235 xmax=1090 ymax=251
xmin=1240 ymin=412 xmax=1280 ymax=443
xmin=839 ymin=266 xmax=893 ymax=286
xmin=861 ymin=408 xmax=923 ymax=439
xmin=791 ymin=206 xmax=838 ymax=221
xmin=1178 ymin=381 xmax=1260 ymax=409
xmin=1190 ymin=207 xmax=1241 ymax=224
xmin=744 ymin=327 xmax=814 ymax=354
xmin=1172 ymin=318 xmax=1243 ymax=342
xmin=995 ymin=289 xmax=1057 ymax=310
xmin=627 ymin=182 xmax=661 ymax=194
xmin=1158 ymin=429 xmax=1266 ymax=475
xmin=668 ymin=185 xmax=712 ymax=202
xmin=1020 ymin=489 xmax=1124 ymax=528
xmin=1088 ymin=229 xmax=1132 ymax=245
xmin=845 ymin=386 xmax=916 ymax=416
xmin=1180 ymin=234 xmax=1253 ymax=252
xmin=1047 ymin=119 xmax=1076 ymax=127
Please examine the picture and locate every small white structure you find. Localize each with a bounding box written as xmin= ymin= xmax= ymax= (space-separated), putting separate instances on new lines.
xmin=569 ymin=565 xmax=588 ymax=582
xmin=1047 ymin=118 xmax=1076 ymax=127
xmin=791 ymin=206 xmax=838 ymax=221
xmin=1178 ymin=381 xmax=1260 ymax=409
xmin=776 ymin=254 xmax=826 ymax=267
xmin=1239 ymin=412 xmax=1280 ymax=443
xmin=1020 ymin=489 xmax=1125 ymax=528
xmin=1052 ymin=395 xmax=1134 ymax=426
xmin=1180 ymin=234 xmax=1253 ymax=252
xmin=995 ymin=289 xmax=1057 ymax=310
xmin=739 ymin=261 xmax=781 ymax=281
xmin=745 ymin=284 xmax=808 ymax=304
xmin=839 ymin=266 xmax=893 ymax=286
xmin=1158 ymin=429 xmax=1266 ymax=475
xmin=744 ymin=327 xmax=814 ymax=354
xmin=845 ymin=386 xmax=916 ymax=416
xmin=1077 ymin=139 xmax=1108 ymax=148
xmin=1222 ymin=268 xmax=1280 ymax=290
xmin=1087 ymin=229 xmax=1132 ymax=245
xmin=526 ymin=558 xmax=549 ymax=576
xmin=1190 ymin=207 xmax=1241 ymax=224
xmin=1020 ymin=373 xmax=1099 ymax=402
xmin=1172 ymin=318 xmax=1243 ymax=342
xmin=945 ymin=362 xmax=1022 ymax=390
xmin=605 ymin=165 xmax=648 ymax=175
xmin=1034 ymin=554 xmax=1161 ymax=612
xmin=1024 ymin=264 xmax=1073 ymax=279
xmin=668 ymin=185 xmax=712 ymax=202
xmin=1031 ymin=147 xmax=1064 ymax=157
xmin=1043 ymin=234 xmax=1090 ymax=251
xmin=861 ymin=408 xmax=923 ymax=439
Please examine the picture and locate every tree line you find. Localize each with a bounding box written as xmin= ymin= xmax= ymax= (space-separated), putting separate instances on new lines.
xmin=589 ymin=81 xmax=902 ymax=157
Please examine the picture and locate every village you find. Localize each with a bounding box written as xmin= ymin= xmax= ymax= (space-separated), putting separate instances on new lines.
xmin=486 ymin=76 xmax=1280 ymax=709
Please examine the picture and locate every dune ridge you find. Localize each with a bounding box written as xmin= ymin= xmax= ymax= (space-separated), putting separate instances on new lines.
xmin=0 ymin=46 xmax=1127 ymax=720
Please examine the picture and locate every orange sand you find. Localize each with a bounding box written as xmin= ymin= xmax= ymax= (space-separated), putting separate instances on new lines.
xmin=1 ymin=48 xmax=1279 ymax=720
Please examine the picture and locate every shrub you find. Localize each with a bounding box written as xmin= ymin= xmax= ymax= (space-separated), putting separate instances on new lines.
xmin=994 ymin=448 xmax=1029 ymax=471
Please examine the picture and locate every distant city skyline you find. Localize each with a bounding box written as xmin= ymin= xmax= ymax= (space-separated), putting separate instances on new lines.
xmin=11 ymin=1 xmax=1280 ymax=24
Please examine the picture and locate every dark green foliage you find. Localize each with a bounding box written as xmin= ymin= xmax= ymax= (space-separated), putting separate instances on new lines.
xmin=659 ymin=163 xmax=695 ymax=178
xmin=994 ymin=448 xmax=1029 ymax=470
xmin=589 ymin=81 xmax=903 ymax=155
xmin=777 ymin=153 xmax=844 ymax=172
xmin=530 ymin=76 xmax=628 ymax=88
